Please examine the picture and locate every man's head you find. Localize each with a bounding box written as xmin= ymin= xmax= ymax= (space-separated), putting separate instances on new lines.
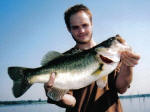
xmin=64 ymin=4 xmax=93 ymax=44
xmin=64 ymin=4 xmax=92 ymax=31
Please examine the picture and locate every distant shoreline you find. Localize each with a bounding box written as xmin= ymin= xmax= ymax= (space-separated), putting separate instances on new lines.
xmin=1 ymin=94 xmax=150 ymax=106
xmin=119 ymin=93 xmax=150 ymax=99
xmin=0 ymin=100 xmax=47 ymax=106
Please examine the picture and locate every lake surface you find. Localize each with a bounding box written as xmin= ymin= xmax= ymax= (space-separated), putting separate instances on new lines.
xmin=0 ymin=103 xmax=66 ymax=112
xmin=0 ymin=97 xmax=150 ymax=112
xmin=121 ymin=97 xmax=150 ymax=112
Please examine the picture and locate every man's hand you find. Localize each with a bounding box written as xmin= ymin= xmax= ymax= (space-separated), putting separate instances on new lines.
xmin=116 ymin=50 xmax=140 ymax=94
xmin=44 ymin=72 xmax=56 ymax=94
xmin=44 ymin=72 xmax=76 ymax=107
xmin=120 ymin=51 xmax=140 ymax=67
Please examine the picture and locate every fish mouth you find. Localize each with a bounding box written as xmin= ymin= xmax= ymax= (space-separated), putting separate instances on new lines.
xmin=98 ymin=50 xmax=120 ymax=64
xmin=99 ymin=55 xmax=114 ymax=64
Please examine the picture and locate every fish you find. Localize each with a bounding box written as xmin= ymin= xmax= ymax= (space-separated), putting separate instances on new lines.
xmin=8 ymin=35 xmax=131 ymax=101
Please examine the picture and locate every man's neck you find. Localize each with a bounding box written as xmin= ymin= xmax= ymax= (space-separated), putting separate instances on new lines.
xmin=75 ymin=39 xmax=96 ymax=50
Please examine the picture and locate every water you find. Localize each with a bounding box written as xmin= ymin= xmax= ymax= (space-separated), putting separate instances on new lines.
xmin=121 ymin=97 xmax=150 ymax=112
xmin=0 ymin=103 xmax=66 ymax=112
xmin=0 ymin=97 xmax=150 ymax=112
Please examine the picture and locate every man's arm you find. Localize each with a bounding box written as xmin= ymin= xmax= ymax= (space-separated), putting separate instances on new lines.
xmin=115 ymin=51 xmax=140 ymax=94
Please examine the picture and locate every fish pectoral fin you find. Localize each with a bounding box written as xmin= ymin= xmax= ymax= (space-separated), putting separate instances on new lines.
xmin=96 ymin=76 xmax=108 ymax=88
xmin=41 ymin=51 xmax=63 ymax=66
xmin=47 ymin=87 xmax=69 ymax=101
xmin=92 ymin=64 xmax=103 ymax=76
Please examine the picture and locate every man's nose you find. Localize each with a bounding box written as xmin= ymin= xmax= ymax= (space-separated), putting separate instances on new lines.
xmin=79 ymin=27 xmax=85 ymax=33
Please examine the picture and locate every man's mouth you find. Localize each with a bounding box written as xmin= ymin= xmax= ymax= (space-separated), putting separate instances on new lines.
xmin=99 ymin=55 xmax=113 ymax=64
xmin=78 ymin=34 xmax=87 ymax=38
xmin=79 ymin=35 xmax=86 ymax=38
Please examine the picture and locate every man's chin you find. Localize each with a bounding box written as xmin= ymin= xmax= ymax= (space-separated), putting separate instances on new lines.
xmin=72 ymin=35 xmax=92 ymax=44
xmin=76 ymin=39 xmax=91 ymax=44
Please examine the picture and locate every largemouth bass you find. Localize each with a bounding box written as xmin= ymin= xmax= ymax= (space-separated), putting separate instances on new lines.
xmin=8 ymin=35 xmax=131 ymax=101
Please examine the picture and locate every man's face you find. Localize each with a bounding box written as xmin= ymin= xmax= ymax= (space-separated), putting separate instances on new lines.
xmin=69 ymin=11 xmax=93 ymax=44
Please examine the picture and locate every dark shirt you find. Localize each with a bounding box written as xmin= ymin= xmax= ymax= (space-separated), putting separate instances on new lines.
xmin=47 ymin=48 xmax=123 ymax=112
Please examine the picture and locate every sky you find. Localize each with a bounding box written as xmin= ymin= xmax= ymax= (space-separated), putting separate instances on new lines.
xmin=0 ymin=0 xmax=150 ymax=101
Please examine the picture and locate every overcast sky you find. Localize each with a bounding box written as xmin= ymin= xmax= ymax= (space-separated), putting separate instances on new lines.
xmin=0 ymin=0 xmax=150 ymax=101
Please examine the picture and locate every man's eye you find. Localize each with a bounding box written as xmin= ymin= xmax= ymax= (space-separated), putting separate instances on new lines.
xmin=82 ymin=24 xmax=88 ymax=28
xmin=72 ymin=26 xmax=78 ymax=30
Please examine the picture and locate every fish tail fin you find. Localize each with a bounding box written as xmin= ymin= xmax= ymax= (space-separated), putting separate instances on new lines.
xmin=8 ymin=67 xmax=32 ymax=98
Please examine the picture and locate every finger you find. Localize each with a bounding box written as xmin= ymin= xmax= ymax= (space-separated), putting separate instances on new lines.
xmin=121 ymin=57 xmax=138 ymax=67
xmin=47 ymin=72 xmax=56 ymax=86
xmin=44 ymin=72 xmax=56 ymax=89
xmin=61 ymin=94 xmax=76 ymax=107
xmin=121 ymin=58 xmax=132 ymax=67
xmin=122 ymin=51 xmax=140 ymax=60
xmin=122 ymin=60 xmax=135 ymax=67
xmin=124 ymin=56 xmax=138 ymax=64
xmin=121 ymin=52 xmax=140 ymax=66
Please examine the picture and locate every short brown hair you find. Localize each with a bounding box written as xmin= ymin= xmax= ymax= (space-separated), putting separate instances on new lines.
xmin=64 ymin=4 xmax=92 ymax=30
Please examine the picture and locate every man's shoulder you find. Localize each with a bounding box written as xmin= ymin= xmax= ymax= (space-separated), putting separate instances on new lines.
xmin=63 ymin=47 xmax=82 ymax=55
xmin=63 ymin=48 xmax=74 ymax=54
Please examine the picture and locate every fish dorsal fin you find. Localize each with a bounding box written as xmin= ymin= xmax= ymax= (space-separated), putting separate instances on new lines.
xmin=41 ymin=51 xmax=62 ymax=66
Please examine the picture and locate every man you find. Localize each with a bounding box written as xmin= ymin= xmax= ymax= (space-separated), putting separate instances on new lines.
xmin=44 ymin=4 xmax=140 ymax=112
